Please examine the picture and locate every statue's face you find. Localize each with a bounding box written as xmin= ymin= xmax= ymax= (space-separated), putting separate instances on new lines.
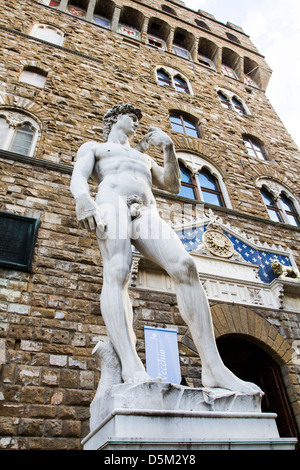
xmin=116 ymin=113 xmax=139 ymax=137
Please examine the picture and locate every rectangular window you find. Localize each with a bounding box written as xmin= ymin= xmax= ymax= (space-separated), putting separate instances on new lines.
xmin=10 ymin=125 xmax=34 ymax=156
xmin=178 ymin=185 xmax=196 ymax=199
xmin=202 ymin=191 xmax=223 ymax=206
xmin=185 ymin=124 xmax=198 ymax=138
xmin=147 ymin=35 xmax=166 ymax=50
xmin=33 ymin=26 xmax=64 ymax=46
xmin=94 ymin=15 xmax=110 ymax=28
xmin=118 ymin=25 xmax=141 ymax=40
xmin=0 ymin=212 xmax=40 ymax=271
xmin=68 ymin=5 xmax=86 ymax=18
xmin=198 ymin=54 xmax=216 ymax=70
xmin=170 ymin=115 xmax=183 ymax=133
xmin=173 ymin=45 xmax=191 ymax=60
xmin=221 ymin=64 xmax=238 ymax=79
xmin=39 ymin=0 xmax=60 ymax=6
xmin=244 ymin=75 xmax=258 ymax=88
xmin=19 ymin=70 xmax=47 ymax=88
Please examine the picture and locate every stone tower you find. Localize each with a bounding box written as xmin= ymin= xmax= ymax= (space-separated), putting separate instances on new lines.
xmin=0 ymin=0 xmax=299 ymax=449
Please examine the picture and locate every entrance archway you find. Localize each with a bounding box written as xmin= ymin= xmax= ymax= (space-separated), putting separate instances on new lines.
xmin=217 ymin=335 xmax=299 ymax=447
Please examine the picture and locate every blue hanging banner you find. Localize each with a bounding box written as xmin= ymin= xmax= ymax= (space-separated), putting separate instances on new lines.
xmin=144 ymin=326 xmax=181 ymax=384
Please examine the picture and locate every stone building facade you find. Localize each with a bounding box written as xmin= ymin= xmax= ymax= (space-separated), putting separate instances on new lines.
xmin=0 ymin=0 xmax=299 ymax=450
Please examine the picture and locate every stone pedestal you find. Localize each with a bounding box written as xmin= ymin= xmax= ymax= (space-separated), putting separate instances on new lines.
xmin=82 ymin=382 xmax=297 ymax=450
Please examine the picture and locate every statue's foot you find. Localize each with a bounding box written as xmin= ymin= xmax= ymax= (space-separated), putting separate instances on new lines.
xmin=202 ymin=365 xmax=263 ymax=396
xmin=123 ymin=370 xmax=153 ymax=384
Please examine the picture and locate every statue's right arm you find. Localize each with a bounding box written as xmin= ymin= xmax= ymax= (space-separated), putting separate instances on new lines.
xmin=70 ymin=142 xmax=105 ymax=232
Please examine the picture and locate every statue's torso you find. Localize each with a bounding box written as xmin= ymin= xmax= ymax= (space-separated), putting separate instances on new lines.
xmin=92 ymin=142 xmax=155 ymax=206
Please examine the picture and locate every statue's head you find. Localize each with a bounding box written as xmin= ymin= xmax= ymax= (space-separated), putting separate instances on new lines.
xmin=103 ymin=104 xmax=142 ymax=141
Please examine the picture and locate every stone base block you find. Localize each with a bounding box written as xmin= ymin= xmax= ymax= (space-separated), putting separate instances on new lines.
xmin=89 ymin=381 xmax=262 ymax=430
xmin=82 ymin=408 xmax=297 ymax=450
xmin=83 ymin=381 xmax=297 ymax=450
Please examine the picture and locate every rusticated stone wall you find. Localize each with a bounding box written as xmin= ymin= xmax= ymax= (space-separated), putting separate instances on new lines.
xmin=0 ymin=0 xmax=299 ymax=449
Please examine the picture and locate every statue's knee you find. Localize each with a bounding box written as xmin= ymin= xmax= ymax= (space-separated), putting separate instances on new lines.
xmin=104 ymin=257 xmax=131 ymax=284
xmin=172 ymin=256 xmax=198 ymax=283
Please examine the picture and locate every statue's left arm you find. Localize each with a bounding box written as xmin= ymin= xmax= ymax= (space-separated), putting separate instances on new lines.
xmin=138 ymin=127 xmax=181 ymax=194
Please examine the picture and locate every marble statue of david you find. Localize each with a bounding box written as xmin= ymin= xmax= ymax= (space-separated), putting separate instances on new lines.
xmin=70 ymin=103 xmax=260 ymax=395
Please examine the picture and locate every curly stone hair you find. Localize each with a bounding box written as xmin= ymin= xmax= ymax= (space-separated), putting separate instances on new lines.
xmin=103 ymin=104 xmax=143 ymax=141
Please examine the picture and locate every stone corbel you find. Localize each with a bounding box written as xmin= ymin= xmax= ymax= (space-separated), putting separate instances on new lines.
xmin=141 ymin=16 xmax=150 ymax=43
xmin=58 ymin=0 xmax=68 ymax=12
xmin=111 ymin=5 xmax=122 ymax=33
xmin=86 ymin=0 xmax=96 ymax=22
xmin=166 ymin=27 xmax=175 ymax=53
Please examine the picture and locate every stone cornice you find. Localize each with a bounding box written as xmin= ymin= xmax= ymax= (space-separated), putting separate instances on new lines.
xmin=0 ymin=149 xmax=72 ymax=174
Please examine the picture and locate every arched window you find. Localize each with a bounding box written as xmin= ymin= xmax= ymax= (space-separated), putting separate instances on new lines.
xmin=195 ymin=19 xmax=210 ymax=30
xmin=161 ymin=5 xmax=177 ymax=16
xmin=261 ymin=188 xmax=283 ymax=223
xmin=118 ymin=6 xmax=144 ymax=40
xmin=177 ymin=155 xmax=230 ymax=208
xmin=198 ymin=168 xmax=224 ymax=206
xmin=217 ymin=90 xmax=248 ymax=115
xmin=0 ymin=111 xmax=40 ymax=157
xmin=198 ymin=37 xmax=218 ymax=71
xmin=157 ymin=68 xmax=192 ymax=94
xmin=30 ymin=24 xmax=64 ymax=46
xmin=221 ymin=48 xmax=240 ymax=80
xmin=170 ymin=114 xmax=200 ymax=138
xmin=226 ymin=32 xmax=240 ymax=44
xmin=243 ymin=136 xmax=267 ymax=160
xmin=218 ymin=91 xmax=231 ymax=109
xmin=157 ymin=69 xmax=171 ymax=87
xmin=260 ymin=187 xmax=300 ymax=226
xmin=9 ymin=124 xmax=35 ymax=155
xmin=231 ymin=97 xmax=246 ymax=115
xmin=244 ymin=57 xmax=260 ymax=89
xmin=173 ymin=75 xmax=189 ymax=93
xmin=280 ymin=194 xmax=300 ymax=226
xmin=178 ymin=163 xmax=198 ymax=199
xmin=173 ymin=27 xmax=194 ymax=61
xmin=147 ymin=17 xmax=169 ymax=50
xmin=19 ymin=67 xmax=47 ymax=88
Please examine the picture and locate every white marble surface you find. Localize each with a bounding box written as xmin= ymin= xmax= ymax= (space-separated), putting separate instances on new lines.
xmin=70 ymin=104 xmax=263 ymax=394
xmin=83 ymin=407 xmax=296 ymax=450
xmin=89 ymin=380 xmax=262 ymax=431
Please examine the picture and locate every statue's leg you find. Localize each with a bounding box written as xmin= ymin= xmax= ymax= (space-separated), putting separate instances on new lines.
xmin=133 ymin=209 xmax=262 ymax=395
xmin=96 ymin=198 xmax=150 ymax=384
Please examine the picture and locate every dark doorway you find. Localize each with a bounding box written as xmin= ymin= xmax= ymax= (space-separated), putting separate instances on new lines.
xmin=217 ymin=335 xmax=299 ymax=448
